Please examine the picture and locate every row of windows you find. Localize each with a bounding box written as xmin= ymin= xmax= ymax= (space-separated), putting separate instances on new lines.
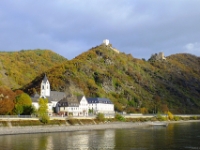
xmin=63 ymin=107 xmax=80 ymax=110
xmin=88 ymin=101 xmax=111 ymax=104
xmin=89 ymin=104 xmax=113 ymax=106
xmin=88 ymin=107 xmax=113 ymax=110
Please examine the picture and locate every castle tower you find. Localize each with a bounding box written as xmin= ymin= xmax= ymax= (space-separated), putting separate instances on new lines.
xmin=159 ymin=52 xmax=166 ymax=60
xmin=40 ymin=74 xmax=50 ymax=98
xmin=103 ymin=39 xmax=109 ymax=46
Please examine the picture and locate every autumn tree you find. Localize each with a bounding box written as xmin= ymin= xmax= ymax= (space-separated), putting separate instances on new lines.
xmin=0 ymin=86 xmax=15 ymax=115
xmin=14 ymin=90 xmax=24 ymax=96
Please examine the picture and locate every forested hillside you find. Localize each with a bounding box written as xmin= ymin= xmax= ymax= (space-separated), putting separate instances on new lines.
xmin=22 ymin=45 xmax=200 ymax=114
xmin=0 ymin=49 xmax=67 ymax=89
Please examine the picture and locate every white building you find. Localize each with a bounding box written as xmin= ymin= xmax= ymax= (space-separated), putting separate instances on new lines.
xmin=31 ymin=75 xmax=66 ymax=116
xmin=31 ymin=75 xmax=114 ymax=116
xmin=58 ymin=96 xmax=88 ymax=116
xmin=103 ymin=39 xmax=109 ymax=46
xmin=40 ymin=74 xmax=50 ymax=97
xmin=87 ymin=98 xmax=114 ymax=114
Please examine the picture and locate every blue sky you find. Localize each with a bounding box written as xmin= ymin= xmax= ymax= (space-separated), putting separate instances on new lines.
xmin=1 ymin=0 xmax=200 ymax=60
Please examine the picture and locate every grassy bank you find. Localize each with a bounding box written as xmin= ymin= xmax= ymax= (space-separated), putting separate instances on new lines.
xmin=0 ymin=119 xmax=66 ymax=127
xmin=1 ymin=115 xmax=200 ymax=127
xmin=0 ymin=117 xmax=200 ymax=136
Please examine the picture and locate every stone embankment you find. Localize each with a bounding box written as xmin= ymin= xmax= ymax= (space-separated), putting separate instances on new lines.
xmin=0 ymin=122 xmax=147 ymax=135
xmin=1 ymin=120 xmax=200 ymax=135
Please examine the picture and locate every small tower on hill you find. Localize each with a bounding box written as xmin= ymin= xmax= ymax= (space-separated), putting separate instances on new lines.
xmin=40 ymin=74 xmax=50 ymax=98
xmin=103 ymin=39 xmax=109 ymax=46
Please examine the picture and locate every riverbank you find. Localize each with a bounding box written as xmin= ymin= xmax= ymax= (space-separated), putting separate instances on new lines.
xmin=1 ymin=120 xmax=200 ymax=135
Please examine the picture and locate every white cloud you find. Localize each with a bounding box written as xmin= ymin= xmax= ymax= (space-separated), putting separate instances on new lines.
xmin=184 ymin=42 xmax=200 ymax=54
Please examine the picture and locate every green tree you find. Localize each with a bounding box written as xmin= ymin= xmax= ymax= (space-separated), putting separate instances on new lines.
xmin=14 ymin=93 xmax=33 ymax=115
xmin=96 ymin=113 xmax=105 ymax=121
xmin=115 ymin=113 xmax=126 ymax=121
xmin=15 ymin=93 xmax=32 ymax=106
xmin=23 ymin=105 xmax=36 ymax=115
xmin=14 ymin=104 xmax=23 ymax=115
xmin=38 ymin=98 xmax=49 ymax=124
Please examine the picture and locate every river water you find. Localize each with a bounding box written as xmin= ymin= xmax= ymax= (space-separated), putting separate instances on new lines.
xmin=0 ymin=122 xmax=200 ymax=150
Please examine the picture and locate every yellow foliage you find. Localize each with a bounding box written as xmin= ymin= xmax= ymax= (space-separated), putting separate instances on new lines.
xmin=167 ymin=111 xmax=174 ymax=120
xmin=140 ymin=107 xmax=148 ymax=114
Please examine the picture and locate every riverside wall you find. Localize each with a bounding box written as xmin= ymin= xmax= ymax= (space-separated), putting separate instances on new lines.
xmin=0 ymin=122 xmax=148 ymax=135
xmin=1 ymin=114 xmax=200 ymax=135
xmin=1 ymin=120 xmax=200 ymax=136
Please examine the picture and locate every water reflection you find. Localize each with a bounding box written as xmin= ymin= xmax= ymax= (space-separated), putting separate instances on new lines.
xmin=62 ymin=130 xmax=115 ymax=149
xmin=0 ymin=122 xmax=200 ymax=150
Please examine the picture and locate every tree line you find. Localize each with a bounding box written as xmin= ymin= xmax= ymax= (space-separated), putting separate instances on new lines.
xmin=0 ymin=86 xmax=49 ymax=123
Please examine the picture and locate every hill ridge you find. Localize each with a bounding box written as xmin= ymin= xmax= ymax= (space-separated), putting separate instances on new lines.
xmin=1 ymin=46 xmax=200 ymax=114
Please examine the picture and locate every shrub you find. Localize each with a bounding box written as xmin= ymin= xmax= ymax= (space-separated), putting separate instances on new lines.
xmin=40 ymin=115 xmax=50 ymax=124
xmin=191 ymin=116 xmax=197 ymax=120
xmin=96 ymin=113 xmax=105 ymax=122
xmin=150 ymin=117 xmax=158 ymax=121
xmin=174 ymin=116 xmax=180 ymax=121
xmin=167 ymin=111 xmax=174 ymax=120
xmin=115 ymin=113 xmax=126 ymax=121
xmin=157 ymin=113 xmax=167 ymax=121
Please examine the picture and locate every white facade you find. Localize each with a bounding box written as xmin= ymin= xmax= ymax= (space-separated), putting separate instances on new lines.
xmin=87 ymin=98 xmax=114 ymax=114
xmin=32 ymin=75 xmax=114 ymax=116
xmin=78 ymin=96 xmax=88 ymax=116
xmin=103 ymin=39 xmax=109 ymax=46
xmin=32 ymin=102 xmax=39 ymax=110
xmin=59 ymin=96 xmax=88 ymax=116
xmin=59 ymin=106 xmax=80 ymax=116
xmin=88 ymin=103 xmax=114 ymax=114
xmin=40 ymin=75 xmax=50 ymax=98
xmin=47 ymin=103 xmax=53 ymax=116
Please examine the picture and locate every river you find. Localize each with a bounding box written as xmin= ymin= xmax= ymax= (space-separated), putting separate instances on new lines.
xmin=0 ymin=122 xmax=200 ymax=150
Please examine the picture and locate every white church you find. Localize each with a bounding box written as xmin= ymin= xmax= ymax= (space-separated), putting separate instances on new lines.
xmin=31 ymin=75 xmax=114 ymax=116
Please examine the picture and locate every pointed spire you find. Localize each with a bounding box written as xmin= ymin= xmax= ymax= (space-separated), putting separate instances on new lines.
xmin=43 ymin=73 xmax=48 ymax=83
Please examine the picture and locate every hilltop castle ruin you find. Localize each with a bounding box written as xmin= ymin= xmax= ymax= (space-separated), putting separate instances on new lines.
xmin=102 ymin=39 xmax=120 ymax=54
xmin=150 ymin=52 xmax=166 ymax=61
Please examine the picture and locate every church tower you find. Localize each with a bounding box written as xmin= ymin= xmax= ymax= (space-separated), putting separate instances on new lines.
xmin=40 ymin=74 xmax=50 ymax=98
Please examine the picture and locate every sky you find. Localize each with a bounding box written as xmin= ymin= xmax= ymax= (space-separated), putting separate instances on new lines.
xmin=1 ymin=0 xmax=200 ymax=60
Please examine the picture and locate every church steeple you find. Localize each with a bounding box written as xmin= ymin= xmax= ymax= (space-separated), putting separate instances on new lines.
xmin=40 ymin=74 xmax=50 ymax=98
